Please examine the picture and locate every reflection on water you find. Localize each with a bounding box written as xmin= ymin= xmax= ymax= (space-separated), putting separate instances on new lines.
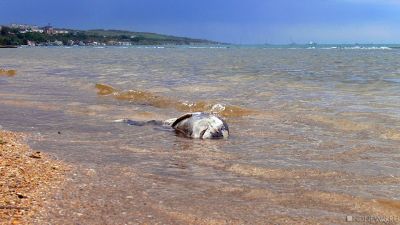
xmin=0 ymin=47 xmax=400 ymax=224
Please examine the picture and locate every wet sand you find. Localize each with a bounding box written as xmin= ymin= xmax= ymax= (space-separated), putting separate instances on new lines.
xmin=0 ymin=130 xmax=68 ymax=224
xmin=0 ymin=69 xmax=16 ymax=77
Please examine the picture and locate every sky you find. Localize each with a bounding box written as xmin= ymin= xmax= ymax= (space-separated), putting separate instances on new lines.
xmin=1 ymin=0 xmax=400 ymax=44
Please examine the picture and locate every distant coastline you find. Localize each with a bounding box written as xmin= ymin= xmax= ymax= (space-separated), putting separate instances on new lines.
xmin=0 ymin=45 xmax=17 ymax=48
xmin=1 ymin=24 xmax=399 ymax=49
xmin=0 ymin=24 xmax=219 ymax=47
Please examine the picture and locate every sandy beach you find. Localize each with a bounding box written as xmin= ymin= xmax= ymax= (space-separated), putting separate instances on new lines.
xmin=0 ymin=129 xmax=68 ymax=224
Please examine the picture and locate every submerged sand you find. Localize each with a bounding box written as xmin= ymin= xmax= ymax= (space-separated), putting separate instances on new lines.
xmin=0 ymin=69 xmax=16 ymax=77
xmin=0 ymin=130 xmax=68 ymax=224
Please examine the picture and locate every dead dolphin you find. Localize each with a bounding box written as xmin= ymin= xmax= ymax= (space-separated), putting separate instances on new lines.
xmin=171 ymin=112 xmax=229 ymax=139
xmin=116 ymin=112 xmax=229 ymax=139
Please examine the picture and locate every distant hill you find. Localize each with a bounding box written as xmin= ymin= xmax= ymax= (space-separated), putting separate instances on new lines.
xmin=82 ymin=29 xmax=218 ymax=45
xmin=0 ymin=25 xmax=220 ymax=46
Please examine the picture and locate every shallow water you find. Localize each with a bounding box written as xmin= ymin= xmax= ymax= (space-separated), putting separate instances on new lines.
xmin=1 ymin=47 xmax=400 ymax=224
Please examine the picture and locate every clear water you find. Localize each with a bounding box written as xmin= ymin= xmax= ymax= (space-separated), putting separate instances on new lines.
xmin=1 ymin=47 xmax=399 ymax=224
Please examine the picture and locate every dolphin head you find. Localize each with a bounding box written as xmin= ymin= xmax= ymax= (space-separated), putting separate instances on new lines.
xmin=196 ymin=115 xmax=229 ymax=139
xmin=172 ymin=112 xmax=229 ymax=139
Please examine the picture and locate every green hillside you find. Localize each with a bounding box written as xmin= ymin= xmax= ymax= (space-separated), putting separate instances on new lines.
xmin=83 ymin=29 xmax=217 ymax=45
xmin=0 ymin=26 xmax=219 ymax=46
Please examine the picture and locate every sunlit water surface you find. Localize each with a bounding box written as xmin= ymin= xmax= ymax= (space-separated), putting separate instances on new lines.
xmin=1 ymin=47 xmax=399 ymax=224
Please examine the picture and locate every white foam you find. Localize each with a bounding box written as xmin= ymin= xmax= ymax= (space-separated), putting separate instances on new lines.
xmin=210 ymin=104 xmax=226 ymax=114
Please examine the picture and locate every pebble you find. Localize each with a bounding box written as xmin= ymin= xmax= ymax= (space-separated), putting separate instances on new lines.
xmin=16 ymin=193 xmax=27 ymax=199
xmin=29 ymin=151 xmax=42 ymax=159
xmin=0 ymin=130 xmax=67 ymax=222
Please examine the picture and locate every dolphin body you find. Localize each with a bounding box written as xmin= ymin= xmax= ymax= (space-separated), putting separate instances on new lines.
xmin=119 ymin=112 xmax=229 ymax=139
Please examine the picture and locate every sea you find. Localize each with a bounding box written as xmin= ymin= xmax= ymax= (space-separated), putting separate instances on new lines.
xmin=0 ymin=45 xmax=399 ymax=224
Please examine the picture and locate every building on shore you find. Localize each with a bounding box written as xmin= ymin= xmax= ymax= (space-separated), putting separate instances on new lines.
xmin=27 ymin=40 xmax=36 ymax=46
xmin=9 ymin=24 xmax=44 ymax=33
xmin=54 ymin=30 xmax=69 ymax=34
xmin=43 ymin=26 xmax=69 ymax=35
xmin=43 ymin=25 xmax=54 ymax=35
xmin=10 ymin=23 xmax=35 ymax=30
xmin=67 ymin=40 xmax=75 ymax=46
xmin=31 ymin=28 xmax=44 ymax=33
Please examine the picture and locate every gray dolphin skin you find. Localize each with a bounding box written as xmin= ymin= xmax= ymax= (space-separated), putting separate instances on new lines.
xmin=171 ymin=112 xmax=229 ymax=139
xmin=119 ymin=112 xmax=229 ymax=139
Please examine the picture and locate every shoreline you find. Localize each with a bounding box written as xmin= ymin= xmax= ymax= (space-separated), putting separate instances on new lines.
xmin=0 ymin=129 xmax=68 ymax=224
xmin=0 ymin=46 xmax=17 ymax=48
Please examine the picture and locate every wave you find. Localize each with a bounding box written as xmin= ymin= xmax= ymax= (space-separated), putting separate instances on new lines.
xmin=95 ymin=83 xmax=255 ymax=117
xmin=264 ymin=45 xmax=393 ymax=50
xmin=383 ymin=78 xmax=400 ymax=84
xmin=135 ymin=46 xmax=165 ymax=49
xmin=188 ymin=46 xmax=227 ymax=49
xmin=342 ymin=46 xmax=392 ymax=50
xmin=305 ymin=46 xmax=392 ymax=50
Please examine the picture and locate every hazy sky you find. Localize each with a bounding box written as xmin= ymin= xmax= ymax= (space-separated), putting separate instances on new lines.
xmin=1 ymin=0 xmax=400 ymax=44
